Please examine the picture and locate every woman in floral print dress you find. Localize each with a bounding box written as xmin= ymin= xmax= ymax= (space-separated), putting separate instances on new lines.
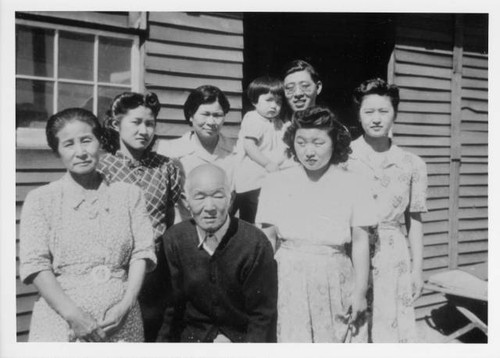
xmin=256 ymin=106 xmax=377 ymax=342
xmin=20 ymin=108 xmax=156 ymax=342
xmin=348 ymin=78 xmax=428 ymax=342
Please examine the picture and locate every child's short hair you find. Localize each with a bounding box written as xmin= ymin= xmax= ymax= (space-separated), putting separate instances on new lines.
xmin=247 ymin=76 xmax=284 ymax=105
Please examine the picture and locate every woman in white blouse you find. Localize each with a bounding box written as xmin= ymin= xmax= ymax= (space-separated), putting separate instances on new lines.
xmin=156 ymin=85 xmax=237 ymax=188
xmin=256 ymin=105 xmax=377 ymax=342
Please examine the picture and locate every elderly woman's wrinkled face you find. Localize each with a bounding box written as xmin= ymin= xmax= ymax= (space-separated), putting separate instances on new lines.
xmin=191 ymin=101 xmax=226 ymax=140
xmin=284 ymin=70 xmax=322 ymax=112
xmin=56 ymin=120 xmax=101 ymax=176
xmin=294 ymin=128 xmax=333 ymax=173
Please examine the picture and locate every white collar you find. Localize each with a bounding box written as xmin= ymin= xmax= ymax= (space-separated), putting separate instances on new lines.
xmin=156 ymin=131 xmax=235 ymax=160
xmin=351 ymin=136 xmax=405 ymax=170
xmin=62 ymin=172 xmax=110 ymax=211
xmin=196 ymin=215 xmax=230 ymax=255
xmin=189 ymin=131 xmax=233 ymax=156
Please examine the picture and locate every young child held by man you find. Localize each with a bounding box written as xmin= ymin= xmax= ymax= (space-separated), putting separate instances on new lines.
xmin=232 ymin=76 xmax=294 ymax=223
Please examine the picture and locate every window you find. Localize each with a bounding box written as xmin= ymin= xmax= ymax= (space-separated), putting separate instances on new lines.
xmin=16 ymin=21 xmax=140 ymax=148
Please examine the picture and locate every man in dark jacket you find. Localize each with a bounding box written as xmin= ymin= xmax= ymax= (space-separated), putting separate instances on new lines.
xmin=157 ymin=164 xmax=277 ymax=343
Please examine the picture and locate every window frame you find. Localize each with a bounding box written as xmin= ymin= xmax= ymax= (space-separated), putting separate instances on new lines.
xmin=16 ymin=19 xmax=141 ymax=148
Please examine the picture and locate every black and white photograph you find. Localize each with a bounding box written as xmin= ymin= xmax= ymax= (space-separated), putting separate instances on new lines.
xmin=0 ymin=1 xmax=497 ymax=357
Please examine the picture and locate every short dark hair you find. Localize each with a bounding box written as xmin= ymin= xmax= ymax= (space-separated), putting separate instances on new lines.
xmin=281 ymin=59 xmax=321 ymax=83
xmin=353 ymin=78 xmax=400 ymax=113
xmin=246 ymin=76 xmax=284 ymax=104
xmin=101 ymin=91 xmax=161 ymax=153
xmin=183 ymin=85 xmax=231 ymax=124
xmin=283 ymin=105 xmax=352 ymax=165
xmin=46 ymin=108 xmax=103 ymax=154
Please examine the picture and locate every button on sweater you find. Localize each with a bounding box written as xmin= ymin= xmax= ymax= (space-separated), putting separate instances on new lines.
xmin=157 ymin=217 xmax=278 ymax=343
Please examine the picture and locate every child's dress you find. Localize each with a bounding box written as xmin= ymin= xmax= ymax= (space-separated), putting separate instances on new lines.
xmin=234 ymin=110 xmax=292 ymax=195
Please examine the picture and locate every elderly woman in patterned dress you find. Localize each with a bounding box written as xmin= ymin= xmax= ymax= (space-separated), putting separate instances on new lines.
xmin=347 ymin=78 xmax=428 ymax=342
xmin=20 ymin=108 xmax=156 ymax=342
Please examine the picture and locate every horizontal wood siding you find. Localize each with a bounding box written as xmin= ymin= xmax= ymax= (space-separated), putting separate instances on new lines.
xmin=17 ymin=11 xmax=134 ymax=30
xmin=457 ymin=33 xmax=488 ymax=273
xmin=145 ymin=12 xmax=244 ymax=142
xmin=392 ymin=14 xmax=488 ymax=322
xmin=15 ymin=149 xmax=65 ymax=341
xmin=459 ymin=14 xmax=488 ymax=281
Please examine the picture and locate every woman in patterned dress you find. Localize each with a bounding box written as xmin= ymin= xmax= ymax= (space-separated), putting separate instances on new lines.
xmin=348 ymin=78 xmax=428 ymax=342
xmin=256 ymin=106 xmax=377 ymax=342
xmin=20 ymin=108 xmax=156 ymax=342
xmin=98 ymin=92 xmax=182 ymax=342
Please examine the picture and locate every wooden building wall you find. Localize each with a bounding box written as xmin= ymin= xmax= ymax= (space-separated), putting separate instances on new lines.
xmin=389 ymin=14 xmax=488 ymax=321
xmin=16 ymin=150 xmax=66 ymax=341
xmin=15 ymin=11 xmax=143 ymax=342
xmin=144 ymin=12 xmax=244 ymax=141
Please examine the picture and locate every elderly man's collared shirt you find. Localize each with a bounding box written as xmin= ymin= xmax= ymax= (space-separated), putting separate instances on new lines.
xmin=195 ymin=216 xmax=230 ymax=255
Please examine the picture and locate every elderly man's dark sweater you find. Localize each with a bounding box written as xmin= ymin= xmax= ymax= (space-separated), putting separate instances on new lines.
xmin=157 ymin=217 xmax=278 ymax=343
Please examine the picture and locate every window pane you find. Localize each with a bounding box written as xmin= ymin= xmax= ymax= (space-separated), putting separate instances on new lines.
xmin=98 ymin=37 xmax=132 ymax=84
xmin=58 ymin=83 xmax=93 ymax=111
xmin=59 ymin=31 xmax=94 ymax=80
xmin=16 ymin=79 xmax=53 ymax=128
xmin=16 ymin=25 xmax=54 ymax=77
xmin=96 ymin=86 xmax=130 ymax=120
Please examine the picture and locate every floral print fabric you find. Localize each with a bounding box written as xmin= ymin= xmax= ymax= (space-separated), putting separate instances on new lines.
xmin=20 ymin=174 xmax=156 ymax=342
xmin=256 ymin=165 xmax=377 ymax=342
xmin=347 ymin=136 xmax=428 ymax=342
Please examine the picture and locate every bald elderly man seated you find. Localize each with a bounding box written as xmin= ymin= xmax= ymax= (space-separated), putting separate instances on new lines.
xmin=157 ymin=164 xmax=278 ymax=343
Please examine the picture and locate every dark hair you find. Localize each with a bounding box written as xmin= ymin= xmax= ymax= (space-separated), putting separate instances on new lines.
xmin=281 ymin=59 xmax=321 ymax=83
xmin=183 ymin=85 xmax=231 ymax=125
xmin=247 ymin=76 xmax=284 ymax=104
xmin=101 ymin=92 xmax=160 ymax=153
xmin=353 ymin=78 xmax=400 ymax=113
xmin=46 ymin=108 xmax=103 ymax=154
xmin=283 ymin=105 xmax=352 ymax=165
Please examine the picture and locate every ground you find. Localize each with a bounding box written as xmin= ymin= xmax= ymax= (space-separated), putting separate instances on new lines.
xmin=417 ymin=319 xmax=460 ymax=343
